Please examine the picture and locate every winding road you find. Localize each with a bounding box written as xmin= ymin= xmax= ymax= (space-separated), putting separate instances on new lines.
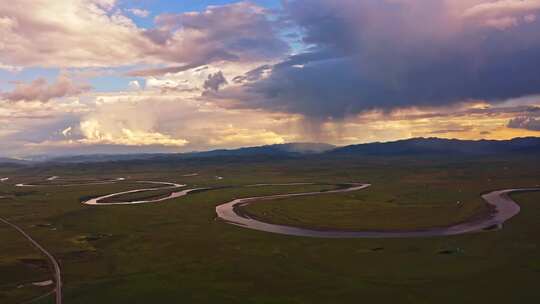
xmin=0 ymin=218 xmax=61 ymax=304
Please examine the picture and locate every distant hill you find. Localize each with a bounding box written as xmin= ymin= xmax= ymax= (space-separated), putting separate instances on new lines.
xmin=0 ymin=157 xmax=29 ymax=165
xmin=46 ymin=154 xmax=164 ymax=163
xmin=329 ymin=137 xmax=540 ymax=156
xmin=46 ymin=143 xmax=336 ymax=163
xmin=16 ymin=138 xmax=540 ymax=164
xmin=184 ymin=143 xmax=336 ymax=158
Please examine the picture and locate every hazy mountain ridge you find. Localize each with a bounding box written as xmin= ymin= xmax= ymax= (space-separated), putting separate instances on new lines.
xmin=2 ymin=138 xmax=540 ymax=164
xmin=183 ymin=143 xmax=336 ymax=158
xmin=329 ymin=137 xmax=540 ymax=156
xmin=0 ymin=157 xmax=29 ymax=165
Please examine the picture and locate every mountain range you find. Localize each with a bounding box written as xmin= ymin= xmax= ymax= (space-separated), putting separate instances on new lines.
xmin=1 ymin=137 xmax=539 ymax=164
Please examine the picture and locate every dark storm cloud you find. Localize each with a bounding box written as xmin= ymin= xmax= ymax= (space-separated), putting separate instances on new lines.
xmin=220 ymin=0 xmax=540 ymax=119
xmin=232 ymin=65 xmax=271 ymax=84
xmin=508 ymin=116 xmax=540 ymax=131
xmin=508 ymin=107 xmax=540 ymax=131
xmin=203 ymin=71 xmax=228 ymax=91
xmin=127 ymin=62 xmax=204 ymax=77
xmin=130 ymin=2 xmax=289 ymax=77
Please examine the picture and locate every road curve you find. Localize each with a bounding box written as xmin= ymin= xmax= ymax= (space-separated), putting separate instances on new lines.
xmin=0 ymin=217 xmax=61 ymax=304
xmin=215 ymin=184 xmax=540 ymax=238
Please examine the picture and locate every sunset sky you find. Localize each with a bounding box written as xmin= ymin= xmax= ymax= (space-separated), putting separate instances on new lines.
xmin=1 ymin=0 xmax=540 ymax=157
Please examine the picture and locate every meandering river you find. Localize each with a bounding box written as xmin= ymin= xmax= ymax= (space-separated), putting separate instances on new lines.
xmin=215 ymin=184 xmax=540 ymax=238
xmin=9 ymin=177 xmax=540 ymax=237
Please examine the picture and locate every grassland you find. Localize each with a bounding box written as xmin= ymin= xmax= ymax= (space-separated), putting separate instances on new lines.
xmin=0 ymin=155 xmax=539 ymax=303
xmin=243 ymin=178 xmax=494 ymax=231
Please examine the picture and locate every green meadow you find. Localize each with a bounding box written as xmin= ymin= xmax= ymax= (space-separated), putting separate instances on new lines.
xmin=1 ymin=155 xmax=539 ymax=303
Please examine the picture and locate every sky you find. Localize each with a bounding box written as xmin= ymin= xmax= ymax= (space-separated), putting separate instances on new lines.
xmin=1 ymin=0 xmax=540 ymax=157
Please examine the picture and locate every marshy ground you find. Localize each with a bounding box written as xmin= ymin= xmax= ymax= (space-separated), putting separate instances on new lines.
xmin=0 ymin=155 xmax=539 ymax=303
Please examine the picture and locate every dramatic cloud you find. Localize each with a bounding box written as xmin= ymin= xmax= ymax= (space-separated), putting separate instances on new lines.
xmin=127 ymin=8 xmax=150 ymax=18
xmin=126 ymin=63 xmax=203 ymax=77
xmin=132 ymin=2 xmax=288 ymax=76
xmin=203 ymin=71 xmax=228 ymax=91
xmin=215 ymin=0 xmax=540 ymax=120
xmin=0 ymin=98 xmax=90 ymax=156
xmin=144 ymin=62 xmax=262 ymax=95
xmin=2 ymin=75 xmax=91 ymax=102
xmin=153 ymin=3 xmax=287 ymax=61
xmin=128 ymin=80 xmax=141 ymax=91
xmin=79 ymin=119 xmax=188 ymax=147
xmin=507 ymin=106 xmax=540 ymax=131
xmin=0 ymin=0 xmax=147 ymax=68
xmin=463 ymin=0 xmax=540 ymax=29
xmin=2 ymin=90 xmax=539 ymax=156
xmin=508 ymin=116 xmax=540 ymax=131
xmin=73 ymin=94 xmax=297 ymax=150
xmin=0 ymin=1 xmax=286 ymax=70
xmin=2 ymin=0 xmax=540 ymax=156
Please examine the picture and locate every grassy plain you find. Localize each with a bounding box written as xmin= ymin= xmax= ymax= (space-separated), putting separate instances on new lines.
xmin=0 ymin=155 xmax=539 ymax=303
